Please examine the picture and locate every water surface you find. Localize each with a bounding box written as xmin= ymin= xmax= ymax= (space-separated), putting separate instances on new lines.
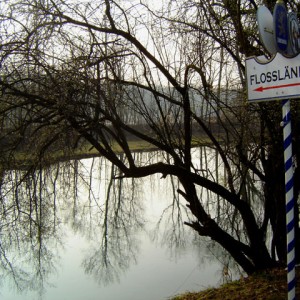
xmin=0 ymin=154 xmax=231 ymax=300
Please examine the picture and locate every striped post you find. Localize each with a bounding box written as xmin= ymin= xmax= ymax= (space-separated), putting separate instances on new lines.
xmin=282 ymin=99 xmax=296 ymax=300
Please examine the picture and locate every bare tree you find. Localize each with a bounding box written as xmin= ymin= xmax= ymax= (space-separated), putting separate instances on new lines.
xmin=1 ymin=0 xmax=299 ymax=275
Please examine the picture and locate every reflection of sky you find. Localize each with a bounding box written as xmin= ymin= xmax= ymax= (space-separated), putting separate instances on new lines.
xmin=2 ymin=231 xmax=221 ymax=300
xmin=1 ymin=153 xmax=225 ymax=300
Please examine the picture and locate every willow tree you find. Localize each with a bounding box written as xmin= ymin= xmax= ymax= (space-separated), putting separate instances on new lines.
xmin=1 ymin=0 xmax=299 ymax=275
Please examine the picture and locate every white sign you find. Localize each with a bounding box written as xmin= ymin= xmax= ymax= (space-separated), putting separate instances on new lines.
xmin=257 ymin=6 xmax=277 ymax=55
xmin=246 ymin=52 xmax=300 ymax=102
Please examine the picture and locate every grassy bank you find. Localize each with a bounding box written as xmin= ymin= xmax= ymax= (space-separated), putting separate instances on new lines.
xmin=170 ymin=268 xmax=300 ymax=300
xmin=5 ymin=136 xmax=212 ymax=169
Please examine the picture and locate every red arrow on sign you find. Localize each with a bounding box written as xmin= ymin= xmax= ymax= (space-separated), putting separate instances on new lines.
xmin=254 ymin=82 xmax=300 ymax=92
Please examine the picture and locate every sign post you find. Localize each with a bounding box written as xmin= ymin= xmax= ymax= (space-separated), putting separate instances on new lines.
xmin=247 ymin=2 xmax=299 ymax=299
xmin=282 ymin=99 xmax=296 ymax=300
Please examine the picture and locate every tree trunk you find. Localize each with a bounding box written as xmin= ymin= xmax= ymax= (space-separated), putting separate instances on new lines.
xmin=180 ymin=177 xmax=276 ymax=275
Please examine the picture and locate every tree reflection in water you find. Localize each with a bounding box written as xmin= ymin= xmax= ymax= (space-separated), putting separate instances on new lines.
xmin=0 ymin=165 xmax=62 ymax=297
xmin=0 ymin=149 xmax=248 ymax=297
xmin=79 ymin=156 xmax=145 ymax=285
xmin=0 ymin=155 xmax=146 ymax=295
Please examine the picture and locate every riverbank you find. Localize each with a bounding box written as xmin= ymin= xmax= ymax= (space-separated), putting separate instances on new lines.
xmin=170 ymin=267 xmax=300 ymax=300
xmin=2 ymin=135 xmax=214 ymax=170
xmin=0 ymin=120 xmax=237 ymax=170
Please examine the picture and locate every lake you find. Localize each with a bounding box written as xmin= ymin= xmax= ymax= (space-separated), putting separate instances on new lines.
xmin=0 ymin=150 xmax=238 ymax=300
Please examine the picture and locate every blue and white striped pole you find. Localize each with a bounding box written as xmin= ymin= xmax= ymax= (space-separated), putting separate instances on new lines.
xmin=282 ymin=99 xmax=296 ymax=300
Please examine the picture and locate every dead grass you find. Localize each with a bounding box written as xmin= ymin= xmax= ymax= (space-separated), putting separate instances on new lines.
xmin=170 ymin=268 xmax=300 ymax=300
